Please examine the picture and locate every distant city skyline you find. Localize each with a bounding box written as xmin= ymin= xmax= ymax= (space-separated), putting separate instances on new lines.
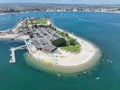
xmin=0 ymin=0 xmax=120 ymax=4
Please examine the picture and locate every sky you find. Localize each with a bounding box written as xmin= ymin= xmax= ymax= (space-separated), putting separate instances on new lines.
xmin=0 ymin=0 xmax=120 ymax=4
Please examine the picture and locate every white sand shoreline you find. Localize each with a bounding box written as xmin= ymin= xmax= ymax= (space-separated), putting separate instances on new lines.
xmin=25 ymin=27 xmax=101 ymax=73
xmin=0 ymin=30 xmax=101 ymax=73
xmin=54 ymin=27 xmax=101 ymax=66
xmin=0 ymin=29 xmax=101 ymax=73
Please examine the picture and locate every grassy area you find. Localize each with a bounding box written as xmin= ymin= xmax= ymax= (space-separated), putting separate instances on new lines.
xmin=61 ymin=42 xmax=81 ymax=53
xmin=56 ymin=30 xmax=69 ymax=37
xmin=34 ymin=20 xmax=48 ymax=25
xmin=27 ymin=21 xmax=31 ymax=24
xmin=56 ymin=30 xmax=81 ymax=52
xmin=27 ymin=19 xmax=48 ymax=25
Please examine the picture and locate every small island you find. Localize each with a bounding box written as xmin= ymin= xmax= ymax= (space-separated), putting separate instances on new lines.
xmin=0 ymin=17 xmax=101 ymax=73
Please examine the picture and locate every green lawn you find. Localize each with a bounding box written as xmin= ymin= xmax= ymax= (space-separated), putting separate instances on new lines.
xmin=27 ymin=19 xmax=48 ymax=25
xmin=57 ymin=31 xmax=81 ymax=53
xmin=27 ymin=21 xmax=31 ymax=24
xmin=34 ymin=20 xmax=48 ymax=25
xmin=61 ymin=42 xmax=81 ymax=53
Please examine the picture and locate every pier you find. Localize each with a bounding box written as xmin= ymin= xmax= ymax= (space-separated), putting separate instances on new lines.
xmin=9 ymin=45 xmax=27 ymax=63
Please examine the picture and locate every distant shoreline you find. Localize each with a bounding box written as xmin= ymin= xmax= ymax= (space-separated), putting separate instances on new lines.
xmin=0 ymin=10 xmax=120 ymax=17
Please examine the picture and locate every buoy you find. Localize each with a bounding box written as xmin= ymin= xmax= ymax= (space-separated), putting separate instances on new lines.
xmin=107 ymin=60 xmax=110 ymax=62
xmin=96 ymin=77 xmax=100 ymax=80
xmin=84 ymin=71 xmax=87 ymax=74
xmin=57 ymin=74 xmax=61 ymax=77
xmin=111 ymin=60 xmax=113 ymax=63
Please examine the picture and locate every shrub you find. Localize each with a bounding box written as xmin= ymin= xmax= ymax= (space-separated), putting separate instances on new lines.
xmin=69 ymin=38 xmax=76 ymax=45
xmin=52 ymin=38 xmax=67 ymax=47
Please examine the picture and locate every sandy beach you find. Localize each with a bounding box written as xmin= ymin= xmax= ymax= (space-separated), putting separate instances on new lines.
xmin=25 ymin=27 xmax=101 ymax=73
xmin=58 ymin=33 xmax=101 ymax=66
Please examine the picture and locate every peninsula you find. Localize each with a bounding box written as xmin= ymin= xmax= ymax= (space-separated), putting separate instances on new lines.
xmin=0 ymin=17 xmax=101 ymax=73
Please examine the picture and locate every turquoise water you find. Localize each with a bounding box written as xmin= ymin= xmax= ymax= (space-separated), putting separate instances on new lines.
xmin=0 ymin=12 xmax=120 ymax=90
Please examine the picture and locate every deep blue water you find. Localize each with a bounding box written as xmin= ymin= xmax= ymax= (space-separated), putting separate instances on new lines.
xmin=0 ymin=12 xmax=120 ymax=90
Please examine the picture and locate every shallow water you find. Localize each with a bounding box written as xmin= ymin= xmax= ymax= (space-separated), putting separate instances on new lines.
xmin=24 ymin=51 xmax=101 ymax=76
xmin=0 ymin=12 xmax=120 ymax=90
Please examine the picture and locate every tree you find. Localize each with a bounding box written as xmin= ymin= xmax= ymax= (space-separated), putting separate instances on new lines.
xmin=69 ymin=38 xmax=76 ymax=45
xmin=64 ymin=33 xmax=69 ymax=37
xmin=52 ymin=38 xmax=67 ymax=47
xmin=33 ymin=24 xmax=38 ymax=28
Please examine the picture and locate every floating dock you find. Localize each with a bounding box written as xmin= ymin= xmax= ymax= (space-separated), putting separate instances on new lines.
xmin=9 ymin=45 xmax=27 ymax=63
